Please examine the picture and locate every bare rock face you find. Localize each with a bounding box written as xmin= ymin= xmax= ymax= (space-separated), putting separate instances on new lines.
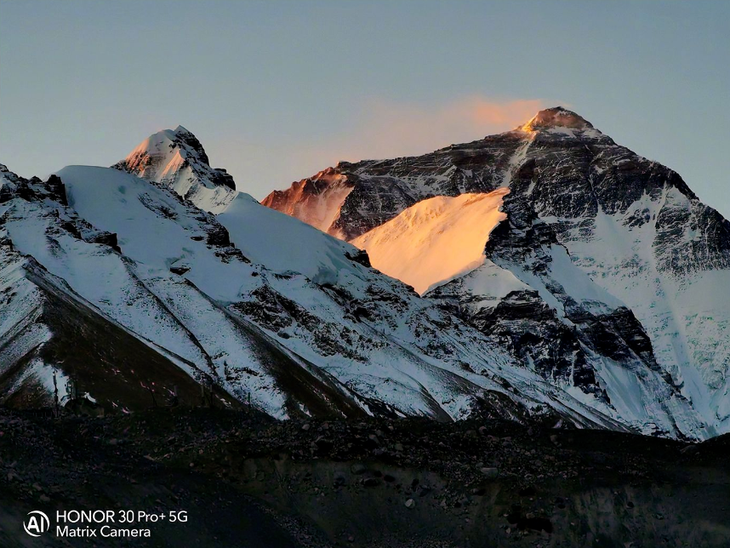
xmin=263 ymin=107 xmax=607 ymax=241
xmin=521 ymin=105 xmax=594 ymax=131
xmin=261 ymin=167 xmax=355 ymax=235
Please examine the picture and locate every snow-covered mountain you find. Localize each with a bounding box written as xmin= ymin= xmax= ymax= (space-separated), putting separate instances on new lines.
xmin=113 ymin=125 xmax=236 ymax=213
xmin=1 ymin=161 xmax=633 ymax=431
xmin=2 ymin=110 xmax=727 ymax=440
xmin=265 ymin=107 xmax=730 ymax=438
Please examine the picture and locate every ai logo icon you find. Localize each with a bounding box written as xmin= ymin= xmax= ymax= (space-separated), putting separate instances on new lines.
xmin=23 ymin=510 xmax=50 ymax=537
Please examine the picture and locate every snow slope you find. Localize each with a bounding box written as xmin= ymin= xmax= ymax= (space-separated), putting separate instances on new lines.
xmin=219 ymin=192 xmax=369 ymax=286
xmin=352 ymin=190 xmax=509 ymax=294
xmin=54 ymin=167 xmax=607 ymax=425
xmin=554 ymin=190 xmax=730 ymax=433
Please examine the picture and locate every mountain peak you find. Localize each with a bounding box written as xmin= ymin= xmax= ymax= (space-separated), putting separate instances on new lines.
xmin=521 ymin=106 xmax=594 ymax=132
xmin=112 ymin=126 xmax=236 ymax=212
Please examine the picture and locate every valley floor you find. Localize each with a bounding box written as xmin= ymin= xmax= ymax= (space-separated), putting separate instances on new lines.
xmin=1 ymin=408 xmax=729 ymax=547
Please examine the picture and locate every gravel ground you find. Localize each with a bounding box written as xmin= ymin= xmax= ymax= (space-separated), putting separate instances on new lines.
xmin=1 ymin=408 xmax=729 ymax=547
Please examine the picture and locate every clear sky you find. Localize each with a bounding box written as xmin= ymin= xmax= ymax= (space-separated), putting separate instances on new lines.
xmin=1 ymin=0 xmax=729 ymax=217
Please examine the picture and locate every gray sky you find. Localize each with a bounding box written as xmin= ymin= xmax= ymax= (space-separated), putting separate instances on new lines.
xmin=1 ymin=0 xmax=728 ymax=217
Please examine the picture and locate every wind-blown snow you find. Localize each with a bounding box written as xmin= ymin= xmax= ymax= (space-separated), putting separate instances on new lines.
xmin=261 ymin=170 xmax=354 ymax=234
xmin=352 ymin=190 xmax=509 ymax=294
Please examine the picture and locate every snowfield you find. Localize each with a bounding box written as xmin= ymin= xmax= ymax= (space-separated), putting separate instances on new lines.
xmin=352 ymin=190 xmax=509 ymax=294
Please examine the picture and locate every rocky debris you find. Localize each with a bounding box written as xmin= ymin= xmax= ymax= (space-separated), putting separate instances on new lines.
xmin=350 ymin=463 xmax=367 ymax=475
xmin=480 ymin=467 xmax=499 ymax=479
xmin=0 ymin=408 xmax=729 ymax=547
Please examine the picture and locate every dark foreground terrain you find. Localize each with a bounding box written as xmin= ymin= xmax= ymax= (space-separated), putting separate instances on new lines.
xmin=1 ymin=407 xmax=729 ymax=547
